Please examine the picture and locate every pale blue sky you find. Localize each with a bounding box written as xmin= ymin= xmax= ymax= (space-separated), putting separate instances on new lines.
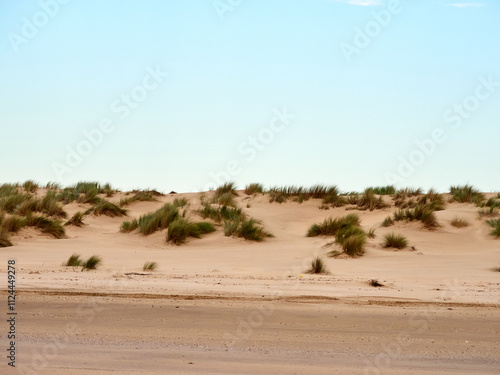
xmin=1 ymin=0 xmax=499 ymax=193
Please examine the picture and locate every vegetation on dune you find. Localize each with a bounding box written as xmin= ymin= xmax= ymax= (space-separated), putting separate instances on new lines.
xmin=486 ymin=218 xmax=500 ymax=238
xmin=306 ymin=256 xmax=329 ymax=274
xmin=244 ymin=183 xmax=264 ymax=195
xmin=128 ymin=203 xmax=181 ymax=235
xmin=267 ymin=185 xmax=346 ymax=207
xmin=393 ymin=187 xmax=423 ymax=208
xmin=23 ymin=180 xmax=39 ymax=193
xmin=450 ymin=184 xmax=485 ymax=205
xmin=417 ymin=189 xmax=446 ymax=211
xmin=119 ymin=191 xmax=158 ymax=207
xmin=167 ymin=218 xmax=216 ymax=245
xmin=0 ymin=232 xmax=13 ymax=247
xmin=120 ymin=218 xmax=139 ymax=233
xmin=65 ymin=212 xmax=85 ymax=227
xmin=382 ymin=233 xmax=408 ymax=249
xmin=214 ymin=182 xmax=238 ymax=197
xmin=367 ymin=228 xmax=376 ymax=238
xmin=339 ymin=233 xmax=366 ymax=257
xmin=393 ymin=202 xmax=440 ymax=229
xmin=25 ymin=214 xmax=66 ymax=239
xmin=381 ymin=216 xmax=394 ymax=227
xmin=450 ymin=217 xmax=470 ymax=228
xmin=353 ymin=188 xmax=389 ymax=211
xmin=1 ymin=215 xmax=26 ymax=233
xmin=82 ymin=255 xmax=102 ymax=271
xmin=197 ymin=203 xmax=244 ymax=223
xmin=65 ymin=253 xmax=83 ymax=267
xmin=307 ymin=214 xmax=361 ymax=237
xmin=143 ymin=261 xmax=158 ymax=271
xmin=366 ymin=185 xmax=395 ymax=195
xmin=369 ymin=279 xmax=384 ymax=287
xmin=86 ymin=200 xmax=127 ymax=217
xmin=224 ymin=218 xmax=273 ymax=241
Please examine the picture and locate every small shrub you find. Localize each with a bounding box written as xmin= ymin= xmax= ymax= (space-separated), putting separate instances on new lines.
xmin=65 ymin=212 xmax=85 ymax=227
xmin=65 ymin=253 xmax=82 ymax=267
xmin=82 ymin=255 xmax=102 ymax=271
xmin=244 ymin=183 xmax=264 ymax=195
xmin=383 ymin=233 xmax=408 ymax=249
xmin=450 ymin=217 xmax=469 ymax=228
xmin=306 ymin=257 xmax=329 ymax=274
xmin=381 ymin=216 xmax=394 ymax=227
xmin=143 ymin=261 xmax=158 ymax=271
xmin=486 ymin=218 xmax=500 ymax=238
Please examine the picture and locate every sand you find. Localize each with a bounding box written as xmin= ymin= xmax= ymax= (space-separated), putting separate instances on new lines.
xmin=1 ymin=190 xmax=499 ymax=374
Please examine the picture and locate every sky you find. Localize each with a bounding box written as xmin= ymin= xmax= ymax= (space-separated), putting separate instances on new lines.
xmin=0 ymin=0 xmax=499 ymax=193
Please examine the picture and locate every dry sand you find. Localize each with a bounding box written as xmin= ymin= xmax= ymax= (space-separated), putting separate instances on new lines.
xmin=1 ymin=190 xmax=499 ymax=374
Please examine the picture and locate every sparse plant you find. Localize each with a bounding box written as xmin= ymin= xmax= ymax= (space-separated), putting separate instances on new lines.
xmin=381 ymin=216 xmax=394 ymax=227
xmin=369 ymin=279 xmax=384 ymax=287
xmin=450 ymin=217 xmax=469 ymax=228
xmin=214 ymin=182 xmax=238 ymax=198
xmin=383 ymin=233 xmax=408 ymax=249
xmin=355 ymin=188 xmax=389 ymax=211
xmin=167 ymin=218 xmax=216 ymax=245
xmin=306 ymin=256 xmax=329 ymax=274
xmin=367 ymin=228 xmax=376 ymax=238
xmin=82 ymin=255 xmax=102 ymax=271
xmin=65 ymin=212 xmax=85 ymax=227
xmin=450 ymin=184 xmax=485 ymax=205
xmin=393 ymin=203 xmax=439 ymax=229
xmin=244 ymin=183 xmax=264 ymax=195
xmin=2 ymin=215 xmax=26 ymax=233
xmin=137 ymin=203 xmax=179 ymax=235
xmin=87 ymin=200 xmax=127 ymax=217
xmin=23 ymin=180 xmax=38 ymax=193
xmin=143 ymin=261 xmax=158 ymax=271
xmin=367 ymin=185 xmax=395 ymax=195
xmin=65 ymin=253 xmax=83 ymax=267
xmin=486 ymin=218 xmax=500 ymax=238
xmin=340 ymin=233 xmax=366 ymax=257
xmin=119 ymin=191 xmax=157 ymax=207
xmin=307 ymin=214 xmax=360 ymax=237
xmin=120 ymin=219 xmax=139 ymax=233
xmin=25 ymin=214 xmax=66 ymax=239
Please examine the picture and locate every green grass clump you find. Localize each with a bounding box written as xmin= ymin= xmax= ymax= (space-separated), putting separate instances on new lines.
xmin=65 ymin=212 xmax=85 ymax=227
xmin=340 ymin=233 xmax=366 ymax=257
xmin=383 ymin=233 xmax=408 ymax=249
xmin=450 ymin=217 xmax=470 ymax=228
xmin=393 ymin=203 xmax=439 ymax=229
xmin=306 ymin=257 xmax=329 ymax=274
xmin=173 ymin=197 xmax=189 ymax=207
xmin=382 ymin=216 xmax=394 ymax=227
xmin=307 ymin=214 xmax=361 ymax=237
xmin=367 ymin=228 xmax=376 ymax=238
xmin=119 ymin=191 xmax=158 ymax=207
xmin=0 ymin=183 xmax=19 ymax=198
xmin=224 ymin=218 xmax=273 ymax=241
xmin=418 ymin=189 xmax=446 ymax=211
xmin=450 ymin=184 xmax=485 ymax=205
xmin=197 ymin=203 xmax=244 ymax=223
xmin=120 ymin=219 xmax=139 ymax=233
xmin=0 ymin=193 xmax=31 ymax=213
xmin=367 ymin=185 xmax=395 ymax=195
xmin=25 ymin=214 xmax=66 ymax=239
xmin=486 ymin=218 xmax=500 ymax=238
xmin=214 ymin=192 xmax=237 ymax=207
xmin=87 ymin=200 xmax=127 ymax=217
xmin=23 ymin=180 xmax=39 ymax=193
xmin=137 ymin=203 xmax=179 ymax=235
xmin=355 ymin=188 xmax=389 ymax=211
xmin=45 ymin=182 xmax=61 ymax=190
xmin=2 ymin=215 xmax=26 ymax=233
xmin=167 ymin=218 xmax=216 ymax=245
xmin=82 ymin=255 xmax=102 ymax=271
xmin=65 ymin=253 xmax=83 ymax=267
xmin=214 ymin=182 xmax=238 ymax=197
xmin=143 ymin=261 xmax=158 ymax=271
xmin=244 ymin=183 xmax=264 ymax=195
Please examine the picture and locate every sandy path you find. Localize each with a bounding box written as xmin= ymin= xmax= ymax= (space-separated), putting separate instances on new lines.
xmin=4 ymin=293 xmax=499 ymax=374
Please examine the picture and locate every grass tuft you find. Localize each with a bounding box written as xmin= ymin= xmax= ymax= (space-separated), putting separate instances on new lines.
xmin=450 ymin=184 xmax=485 ymax=205
xmin=382 ymin=233 xmax=408 ymax=249
xmin=450 ymin=217 xmax=470 ymax=228
xmin=486 ymin=218 xmax=500 ymax=238
xmin=369 ymin=279 xmax=384 ymax=287
xmin=119 ymin=191 xmax=158 ymax=207
xmin=143 ymin=261 xmax=158 ymax=271
xmin=23 ymin=180 xmax=39 ymax=193
xmin=82 ymin=255 xmax=102 ymax=271
xmin=393 ymin=203 xmax=439 ymax=229
xmin=306 ymin=256 xmax=329 ymax=274
xmin=65 ymin=253 xmax=83 ymax=267
xmin=137 ymin=203 xmax=179 ymax=235
xmin=120 ymin=219 xmax=139 ymax=233
xmin=65 ymin=212 xmax=85 ymax=227
xmin=307 ymin=214 xmax=360 ymax=237
xmin=25 ymin=214 xmax=66 ymax=239
xmin=381 ymin=216 xmax=394 ymax=227
xmin=167 ymin=218 xmax=216 ymax=245
xmin=244 ymin=183 xmax=264 ymax=195
xmin=87 ymin=201 xmax=127 ymax=217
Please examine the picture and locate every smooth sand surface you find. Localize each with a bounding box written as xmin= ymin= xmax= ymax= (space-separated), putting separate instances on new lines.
xmin=1 ymin=190 xmax=499 ymax=373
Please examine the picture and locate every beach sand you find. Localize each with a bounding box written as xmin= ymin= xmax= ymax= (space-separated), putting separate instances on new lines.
xmin=1 ymin=190 xmax=499 ymax=374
